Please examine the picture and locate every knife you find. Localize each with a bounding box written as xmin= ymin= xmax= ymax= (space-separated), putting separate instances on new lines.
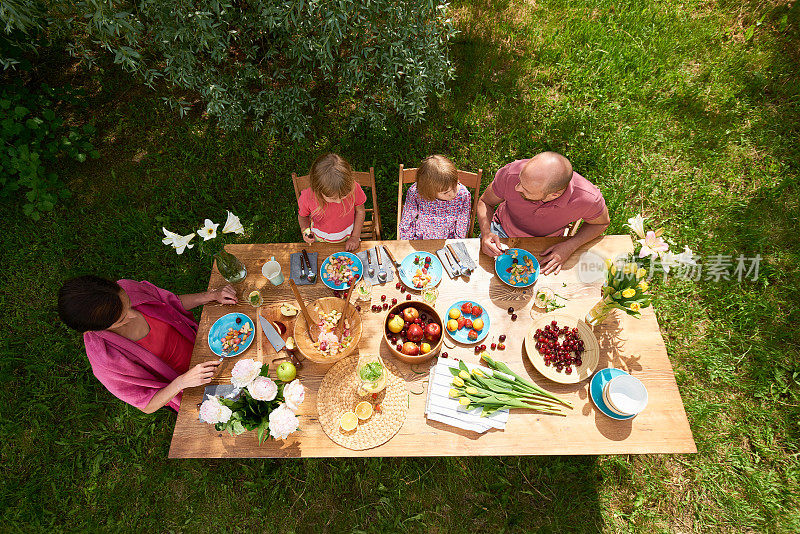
xmin=259 ymin=315 xmax=286 ymax=353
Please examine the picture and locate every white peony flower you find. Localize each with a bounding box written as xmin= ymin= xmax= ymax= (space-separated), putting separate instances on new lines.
xmin=269 ymin=404 xmax=299 ymax=440
xmin=283 ymin=379 xmax=305 ymax=412
xmin=198 ymin=218 xmax=219 ymax=241
xmin=626 ymin=214 xmax=647 ymax=239
xmin=248 ymin=375 xmax=277 ymax=401
xmin=222 ymin=211 xmax=244 ymax=234
xmin=230 ymin=358 xmax=263 ymax=388
xmin=199 ymin=395 xmax=232 ymax=424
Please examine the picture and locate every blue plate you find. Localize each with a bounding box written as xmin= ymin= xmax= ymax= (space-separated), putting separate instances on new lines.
xmin=495 ymin=248 xmax=539 ymax=287
xmin=320 ymin=251 xmax=363 ymax=290
xmin=590 ymin=368 xmax=635 ymax=420
xmin=443 ymin=300 xmax=490 ymax=345
xmin=207 ymin=313 xmax=255 ymax=358
xmin=399 ymin=251 xmax=443 ymax=290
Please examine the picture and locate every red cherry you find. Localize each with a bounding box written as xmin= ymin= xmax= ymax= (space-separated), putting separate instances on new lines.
xmin=498 ymin=343 xmax=506 ymax=350
xmin=381 ymin=295 xmax=386 ymax=301
xmin=406 ymin=294 xmax=412 ymax=300
xmin=491 ymin=343 xmax=497 ymax=350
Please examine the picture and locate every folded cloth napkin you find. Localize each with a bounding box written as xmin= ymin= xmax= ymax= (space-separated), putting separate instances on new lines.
xmin=356 ymin=247 xmax=394 ymax=285
xmin=425 ymin=358 xmax=509 ymax=433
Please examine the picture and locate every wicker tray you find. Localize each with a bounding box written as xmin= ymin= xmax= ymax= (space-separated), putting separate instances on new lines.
xmin=317 ymin=355 xmax=408 ymax=450
xmin=524 ymin=312 xmax=600 ymax=384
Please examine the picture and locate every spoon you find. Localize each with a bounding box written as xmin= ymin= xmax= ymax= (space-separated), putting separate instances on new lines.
xmin=288 ymin=279 xmax=320 ymax=342
xmin=366 ymin=247 xmax=374 ymax=277
xmin=302 ymin=249 xmax=316 ymax=283
xmin=375 ymin=246 xmax=388 ymax=283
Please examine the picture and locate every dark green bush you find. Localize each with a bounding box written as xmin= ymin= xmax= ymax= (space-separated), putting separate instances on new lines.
xmin=0 ymin=82 xmax=98 ymax=219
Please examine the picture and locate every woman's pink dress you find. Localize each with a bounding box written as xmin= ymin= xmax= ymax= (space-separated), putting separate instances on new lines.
xmin=82 ymin=280 xmax=198 ymax=411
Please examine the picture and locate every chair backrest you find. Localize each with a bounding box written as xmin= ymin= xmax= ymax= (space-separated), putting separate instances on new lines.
xmin=292 ymin=168 xmax=382 ymax=241
xmin=396 ymin=164 xmax=483 ymax=238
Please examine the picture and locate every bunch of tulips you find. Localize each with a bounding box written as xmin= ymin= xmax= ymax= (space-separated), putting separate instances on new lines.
xmin=448 ymin=354 xmax=573 ymax=416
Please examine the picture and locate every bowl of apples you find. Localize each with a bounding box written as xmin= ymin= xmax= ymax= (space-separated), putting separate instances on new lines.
xmin=383 ymin=301 xmax=443 ymax=364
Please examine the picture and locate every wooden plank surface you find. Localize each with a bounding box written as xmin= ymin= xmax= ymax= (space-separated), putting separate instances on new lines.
xmin=169 ymin=237 xmax=696 ymax=458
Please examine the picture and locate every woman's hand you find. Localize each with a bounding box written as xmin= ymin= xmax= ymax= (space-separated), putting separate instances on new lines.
xmin=178 ymin=361 xmax=220 ymax=389
xmin=345 ymin=235 xmax=361 ymax=252
xmin=213 ymin=285 xmax=238 ymax=305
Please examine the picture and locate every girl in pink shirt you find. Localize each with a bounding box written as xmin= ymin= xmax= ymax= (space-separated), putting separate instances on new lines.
xmin=297 ymin=153 xmax=366 ymax=251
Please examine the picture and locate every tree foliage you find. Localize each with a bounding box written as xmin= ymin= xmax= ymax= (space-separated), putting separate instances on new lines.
xmin=1 ymin=0 xmax=456 ymax=138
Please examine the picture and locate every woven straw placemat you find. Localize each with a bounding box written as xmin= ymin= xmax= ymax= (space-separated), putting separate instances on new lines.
xmin=317 ymin=355 xmax=408 ymax=450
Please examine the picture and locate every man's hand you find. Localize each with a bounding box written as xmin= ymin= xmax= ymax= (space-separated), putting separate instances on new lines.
xmin=540 ymin=241 xmax=578 ymax=275
xmin=345 ymin=235 xmax=361 ymax=252
xmin=481 ymin=233 xmax=505 ymax=257
xmin=178 ymin=361 xmax=220 ymax=389
xmin=212 ymin=285 xmax=238 ymax=305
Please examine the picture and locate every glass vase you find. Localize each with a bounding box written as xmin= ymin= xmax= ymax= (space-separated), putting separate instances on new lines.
xmin=585 ymin=296 xmax=613 ymax=327
xmin=214 ymin=249 xmax=247 ymax=284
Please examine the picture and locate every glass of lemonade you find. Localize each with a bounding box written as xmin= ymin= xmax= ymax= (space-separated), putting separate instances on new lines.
xmin=247 ymin=289 xmax=263 ymax=307
xmin=356 ymin=354 xmax=387 ymax=396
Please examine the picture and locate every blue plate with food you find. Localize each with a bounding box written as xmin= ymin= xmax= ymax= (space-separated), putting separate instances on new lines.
xmin=320 ymin=251 xmax=363 ymax=290
xmin=443 ymin=300 xmax=490 ymax=345
xmin=495 ymin=248 xmax=540 ymax=287
xmin=399 ymin=251 xmax=443 ymax=290
xmin=208 ymin=313 xmax=255 ymax=357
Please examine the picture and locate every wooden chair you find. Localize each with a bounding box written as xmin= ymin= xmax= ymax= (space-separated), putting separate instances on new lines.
xmin=396 ymin=165 xmax=483 ymax=238
xmin=292 ymin=168 xmax=382 ymax=241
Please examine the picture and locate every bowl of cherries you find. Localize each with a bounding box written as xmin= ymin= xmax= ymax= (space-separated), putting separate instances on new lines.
xmin=524 ymin=313 xmax=599 ymax=384
xmin=383 ymin=301 xmax=443 ymax=364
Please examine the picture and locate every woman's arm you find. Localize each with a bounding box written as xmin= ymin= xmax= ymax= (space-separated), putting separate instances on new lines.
xmin=178 ymin=285 xmax=237 ymax=310
xmin=141 ymin=361 xmax=220 ymax=413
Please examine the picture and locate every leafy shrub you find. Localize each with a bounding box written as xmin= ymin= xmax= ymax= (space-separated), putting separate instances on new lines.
xmin=1 ymin=0 xmax=456 ymax=139
xmin=0 ymin=82 xmax=98 ymax=219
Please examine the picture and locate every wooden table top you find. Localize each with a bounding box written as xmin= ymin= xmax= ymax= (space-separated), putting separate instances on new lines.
xmin=169 ymin=236 xmax=696 ymax=458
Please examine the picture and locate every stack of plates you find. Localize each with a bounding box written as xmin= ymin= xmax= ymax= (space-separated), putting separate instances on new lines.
xmin=425 ymin=358 xmax=508 ymax=433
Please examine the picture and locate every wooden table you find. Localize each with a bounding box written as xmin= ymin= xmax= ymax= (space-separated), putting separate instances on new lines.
xmin=169 ymin=237 xmax=696 ymax=458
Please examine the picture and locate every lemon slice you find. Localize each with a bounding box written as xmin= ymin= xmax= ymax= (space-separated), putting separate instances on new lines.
xmin=248 ymin=291 xmax=262 ymax=306
xmin=355 ymin=401 xmax=373 ymax=420
xmin=339 ymin=411 xmax=358 ymax=432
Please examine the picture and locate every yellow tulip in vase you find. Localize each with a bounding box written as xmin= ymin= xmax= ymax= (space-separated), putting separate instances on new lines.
xmin=585 ymin=258 xmax=652 ymax=326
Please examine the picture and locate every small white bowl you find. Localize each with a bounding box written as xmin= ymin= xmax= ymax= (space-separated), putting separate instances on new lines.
xmin=605 ymin=375 xmax=648 ymax=416
xmin=602 ymin=386 xmax=632 ymax=416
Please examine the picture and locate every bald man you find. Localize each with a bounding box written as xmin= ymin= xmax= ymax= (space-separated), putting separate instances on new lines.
xmin=477 ymin=152 xmax=610 ymax=275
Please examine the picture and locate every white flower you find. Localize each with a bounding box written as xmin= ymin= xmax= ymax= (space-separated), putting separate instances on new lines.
xmin=248 ymin=375 xmax=277 ymax=401
xmin=626 ymin=214 xmax=647 ymax=239
xmin=162 ymin=227 xmax=196 ymax=254
xmin=173 ymin=232 xmax=196 ymax=254
xmin=198 ymin=218 xmax=219 ymax=241
xmin=269 ymin=404 xmax=299 ymax=440
xmin=664 ymin=245 xmax=697 ymax=267
xmin=638 ymin=230 xmax=669 ymax=260
xmin=230 ymin=358 xmax=263 ymax=388
xmin=199 ymin=395 xmax=232 ymax=424
xmin=162 ymin=227 xmax=180 ymax=246
xmin=222 ymin=211 xmax=244 ymax=234
xmin=283 ymin=379 xmax=305 ymax=411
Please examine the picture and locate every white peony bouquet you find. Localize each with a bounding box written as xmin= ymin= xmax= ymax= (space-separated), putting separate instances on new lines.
xmin=198 ymin=358 xmax=304 ymax=443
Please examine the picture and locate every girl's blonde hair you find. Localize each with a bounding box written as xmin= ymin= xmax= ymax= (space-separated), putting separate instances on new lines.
xmin=309 ymin=153 xmax=355 ymax=217
xmin=416 ymin=155 xmax=458 ymax=201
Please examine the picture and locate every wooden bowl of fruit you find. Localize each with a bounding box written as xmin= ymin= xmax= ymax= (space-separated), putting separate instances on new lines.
xmin=383 ymin=301 xmax=443 ymax=364
xmin=294 ymin=297 xmax=363 ymax=364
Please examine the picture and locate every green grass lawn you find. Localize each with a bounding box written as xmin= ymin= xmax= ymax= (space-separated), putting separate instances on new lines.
xmin=2 ymin=0 xmax=799 ymax=531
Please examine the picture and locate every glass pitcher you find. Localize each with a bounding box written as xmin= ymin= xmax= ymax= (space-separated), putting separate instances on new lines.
xmin=214 ymin=249 xmax=247 ymax=284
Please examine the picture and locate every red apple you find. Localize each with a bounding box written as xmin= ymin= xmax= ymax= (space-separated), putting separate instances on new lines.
xmin=401 ymin=342 xmax=420 ymax=356
xmin=424 ymin=322 xmax=441 ymax=342
xmin=402 ymin=306 xmax=420 ymax=322
xmin=407 ymin=324 xmax=424 ymax=343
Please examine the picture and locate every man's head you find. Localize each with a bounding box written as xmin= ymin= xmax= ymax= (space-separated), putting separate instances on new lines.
xmin=515 ymin=152 xmax=573 ymax=202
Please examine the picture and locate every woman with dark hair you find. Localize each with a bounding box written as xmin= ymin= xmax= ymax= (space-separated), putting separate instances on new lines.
xmin=58 ymin=276 xmax=237 ymax=413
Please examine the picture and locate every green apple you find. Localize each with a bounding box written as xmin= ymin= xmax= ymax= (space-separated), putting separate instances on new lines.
xmin=276 ymin=361 xmax=297 ymax=382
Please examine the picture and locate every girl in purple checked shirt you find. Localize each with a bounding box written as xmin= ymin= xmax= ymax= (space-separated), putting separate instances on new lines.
xmin=398 ymin=155 xmax=472 ymax=240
